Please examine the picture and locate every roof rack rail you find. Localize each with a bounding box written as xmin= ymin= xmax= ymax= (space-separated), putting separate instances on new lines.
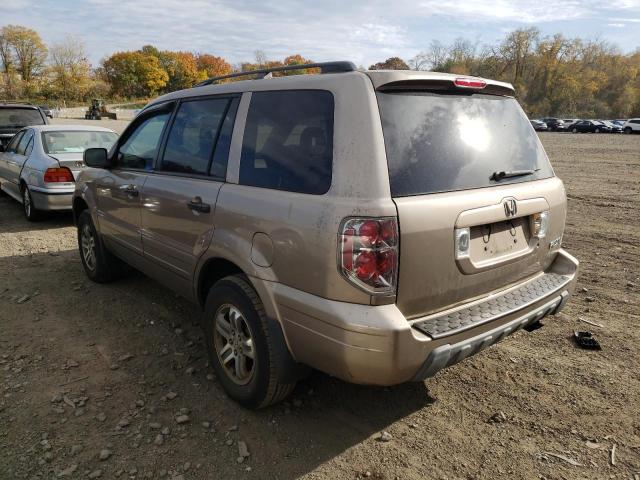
xmin=194 ymin=61 xmax=357 ymax=87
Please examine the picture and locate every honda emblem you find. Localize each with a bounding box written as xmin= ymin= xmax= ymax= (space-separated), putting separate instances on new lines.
xmin=503 ymin=199 xmax=517 ymax=218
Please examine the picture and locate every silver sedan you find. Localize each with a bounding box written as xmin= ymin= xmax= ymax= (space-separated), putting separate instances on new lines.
xmin=0 ymin=125 xmax=118 ymax=220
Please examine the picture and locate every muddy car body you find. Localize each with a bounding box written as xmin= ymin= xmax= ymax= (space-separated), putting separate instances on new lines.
xmin=72 ymin=62 xmax=579 ymax=408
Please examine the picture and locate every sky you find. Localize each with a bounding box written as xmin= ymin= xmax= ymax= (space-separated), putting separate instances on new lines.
xmin=1 ymin=0 xmax=640 ymax=67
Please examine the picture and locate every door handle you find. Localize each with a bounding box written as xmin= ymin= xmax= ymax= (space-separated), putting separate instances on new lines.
xmin=187 ymin=196 xmax=211 ymax=213
xmin=121 ymin=184 xmax=139 ymax=197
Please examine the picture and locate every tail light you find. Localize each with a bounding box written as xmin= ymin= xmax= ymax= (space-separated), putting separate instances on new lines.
xmin=454 ymin=77 xmax=486 ymax=89
xmin=44 ymin=167 xmax=74 ymax=183
xmin=339 ymin=217 xmax=398 ymax=295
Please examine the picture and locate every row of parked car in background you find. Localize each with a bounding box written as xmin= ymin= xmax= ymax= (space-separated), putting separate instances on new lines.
xmin=530 ymin=117 xmax=640 ymax=133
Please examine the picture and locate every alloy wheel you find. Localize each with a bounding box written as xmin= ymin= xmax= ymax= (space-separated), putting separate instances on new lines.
xmin=213 ymin=304 xmax=255 ymax=385
xmin=81 ymin=223 xmax=97 ymax=271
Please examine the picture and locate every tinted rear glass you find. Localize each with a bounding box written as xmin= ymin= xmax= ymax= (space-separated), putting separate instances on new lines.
xmin=377 ymin=92 xmax=554 ymax=197
xmin=239 ymin=90 xmax=333 ymax=195
xmin=0 ymin=108 xmax=45 ymax=127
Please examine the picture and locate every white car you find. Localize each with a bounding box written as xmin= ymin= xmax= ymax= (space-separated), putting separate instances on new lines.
xmin=0 ymin=125 xmax=118 ymax=220
xmin=622 ymin=118 xmax=640 ymax=134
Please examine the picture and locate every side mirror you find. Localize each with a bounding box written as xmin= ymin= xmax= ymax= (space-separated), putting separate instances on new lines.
xmin=84 ymin=148 xmax=110 ymax=168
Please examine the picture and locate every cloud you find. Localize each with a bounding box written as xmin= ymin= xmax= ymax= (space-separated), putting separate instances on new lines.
xmin=607 ymin=23 xmax=626 ymax=28
xmin=1 ymin=0 xmax=639 ymax=66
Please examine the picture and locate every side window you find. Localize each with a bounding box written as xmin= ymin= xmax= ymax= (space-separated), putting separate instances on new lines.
xmin=631 ymin=120 xmax=640 ymax=125
xmin=117 ymin=111 xmax=171 ymax=170
xmin=161 ymin=98 xmax=230 ymax=175
xmin=16 ymin=130 xmax=33 ymax=155
xmin=6 ymin=131 xmax=24 ymax=153
xmin=239 ymin=90 xmax=334 ymax=195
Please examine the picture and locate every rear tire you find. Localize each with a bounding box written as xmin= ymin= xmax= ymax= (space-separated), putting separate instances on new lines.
xmin=77 ymin=210 xmax=126 ymax=283
xmin=572 ymin=128 xmax=578 ymax=133
xmin=22 ymin=185 xmax=42 ymax=221
xmin=595 ymin=128 xmax=600 ymax=133
xmin=202 ymin=274 xmax=296 ymax=409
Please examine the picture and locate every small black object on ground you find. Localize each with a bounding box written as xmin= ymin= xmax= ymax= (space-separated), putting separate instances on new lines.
xmin=573 ymin=331 xmax=602 ymax=350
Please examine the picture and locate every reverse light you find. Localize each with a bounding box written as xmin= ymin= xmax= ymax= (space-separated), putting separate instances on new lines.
xmin=339 ymin=217 xmax=398 ymax=295
xmin=454 ymin=77 xmax=487 ymax=89
xmin=531 ymin=211 xmax=550 ymax=238
xmin=44 ymin=167 xmax=74 ymax=183
xmin=454 ymin=227 xmax=470 ymax=260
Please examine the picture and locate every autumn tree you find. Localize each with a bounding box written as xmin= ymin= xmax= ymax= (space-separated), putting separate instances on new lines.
xmin=2 ymin=25 xmax=48 ymax=84
xmin=102 ymin=51 xmax=168 ymax=98
xmin=48 ymin=36 xmax=92 ymax=102
xmin=196 ymin=53 xmax=232 ymax=79
xmin=369 ymin=57 xmax=409 ymax=70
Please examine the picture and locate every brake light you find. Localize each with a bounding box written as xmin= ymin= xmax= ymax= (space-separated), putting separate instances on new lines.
xmin=44 ymin=167 xmax=74 ymax=183
xmin=454 ymin=77 xmax=486 ymax=89
xmin=339 ymin=217 xmax=398 ymax=294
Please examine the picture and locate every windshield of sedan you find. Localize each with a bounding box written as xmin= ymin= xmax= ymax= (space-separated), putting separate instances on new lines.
xmin=42 ymin=130 xmax=118 ymax=154
xmin=0 ymin=107 xmax=45 ymax=127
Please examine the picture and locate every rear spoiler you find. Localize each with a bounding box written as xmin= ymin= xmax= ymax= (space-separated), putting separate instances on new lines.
xmin=376 ymin=79 xmax=515 ymax=97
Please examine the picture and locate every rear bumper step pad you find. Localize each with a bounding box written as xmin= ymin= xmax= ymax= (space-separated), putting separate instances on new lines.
xmin=412 ymin=292 xmax=567 ymax=380
xmin=413 ymin=272 xmax=572 ymax=339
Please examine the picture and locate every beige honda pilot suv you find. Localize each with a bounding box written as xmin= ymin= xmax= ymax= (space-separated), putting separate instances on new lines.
xmin=73 ymin=61 xmax=579 ymax=408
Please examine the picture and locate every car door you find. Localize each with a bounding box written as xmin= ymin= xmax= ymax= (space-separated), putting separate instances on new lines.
xmin=0 ymin=130 xmax=25 ymax=199
xmin=140 ymin=95 xmax=239 ymax=285
xmin=6 ymin=129 xmax=34 ymax=183
xmin=96 ymin=103 xmax=174 ymax=257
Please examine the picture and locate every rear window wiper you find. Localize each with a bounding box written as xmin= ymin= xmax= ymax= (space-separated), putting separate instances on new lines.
xmin=490 ymin=169 xmax=538 ymax=181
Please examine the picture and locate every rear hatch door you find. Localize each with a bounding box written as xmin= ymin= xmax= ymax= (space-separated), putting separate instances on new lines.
xmin=376 ymin=81 xmax=566 ymax=319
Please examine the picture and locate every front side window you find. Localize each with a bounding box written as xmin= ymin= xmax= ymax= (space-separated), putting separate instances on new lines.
xmin=6 ymin=131 xmax=24 ymax=153
xmin=161 ymin=98 xmax=230 ymax=175
xmin=117 ymin=111 xmax=171 ymax=170
xmin=239 ymin=90 xmax=334 ymax=194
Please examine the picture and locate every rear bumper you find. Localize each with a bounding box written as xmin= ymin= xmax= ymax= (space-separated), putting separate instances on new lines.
xmin=30 ymin=186 xmax=73 ymax=211
xmin=259 ymin=249 xmax=578 ymax=386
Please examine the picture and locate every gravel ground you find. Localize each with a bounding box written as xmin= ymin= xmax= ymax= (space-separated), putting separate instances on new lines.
xmin=1 ymin=128 xmax=639 ymax=479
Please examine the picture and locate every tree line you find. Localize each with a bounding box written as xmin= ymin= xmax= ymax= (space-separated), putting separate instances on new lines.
xmin=371 ymin=28 xmax=640 ymax=118
xmin=1 ymin=24 xmax=639 ymax=117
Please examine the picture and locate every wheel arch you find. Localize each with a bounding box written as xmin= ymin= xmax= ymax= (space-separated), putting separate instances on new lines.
xmin=72 ymin=196 xmax=89 ymax=226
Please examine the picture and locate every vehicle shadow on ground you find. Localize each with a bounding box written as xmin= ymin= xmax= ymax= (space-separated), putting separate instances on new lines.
xmin=0 ymin=195 xmax=74 ymax=233
xmin=2 ymin=248 xmax=435 ymax=479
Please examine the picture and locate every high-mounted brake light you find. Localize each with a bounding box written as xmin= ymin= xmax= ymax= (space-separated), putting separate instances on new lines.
xmin=454 ymin=77 xmax=487 ymax=89
xmin=44 ymin=167 xmax=74 ymax=183
xmin=339 ymin=217 xmax=399 ymax=295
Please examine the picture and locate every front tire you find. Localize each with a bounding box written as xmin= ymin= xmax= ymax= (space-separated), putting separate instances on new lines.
xmin=572 ymin=128 xmax=578 ymax=133
xmin=203 ymin=275 xmax=296 ymax=409
xmin=77 ymin=210 xmax=125 ymax=283
xmin=22 ymin=185 xmax=42 ymax=221
xmin=625 ymin=127 xmax=632 ymax=134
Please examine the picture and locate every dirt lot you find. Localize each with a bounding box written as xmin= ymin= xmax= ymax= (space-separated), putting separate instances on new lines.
xmin=1 ymin=127 xmax=639 ymax=480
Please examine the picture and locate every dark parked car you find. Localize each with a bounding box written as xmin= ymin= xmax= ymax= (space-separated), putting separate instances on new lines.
xmin=599 ymin=120 xmax=622 ymax=133
xmin=39 ymin=105 xmax=53 ymax=118
xmin=0 ymin=103 xmax=49 ymax=149
xmin=569 ymin=120 xmax=611 ymax=133
xmin=530 ymin=119 xmax=548 ymax=131
xmin=541 ymin=117 xmax=566 ymax=131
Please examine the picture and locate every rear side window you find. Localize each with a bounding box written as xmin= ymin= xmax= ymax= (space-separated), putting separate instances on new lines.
xmin=239 ymin=90 xmax=334 ymax=194
xmin=16 ymin=130 xmax=33 ymax=155
xmin=161 ymin=98 xmax=230 ymax=176
xmin=377 ymin=92 xmax=554 ymax=197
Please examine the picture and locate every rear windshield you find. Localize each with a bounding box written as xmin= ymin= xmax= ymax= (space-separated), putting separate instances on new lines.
xmin=0 ymin=107 xmax=45 ymax=127
xmin=377 ymin=92 xmax=554 ymax=197
xmin=42 ymin=130 xmax=118 ymax=154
